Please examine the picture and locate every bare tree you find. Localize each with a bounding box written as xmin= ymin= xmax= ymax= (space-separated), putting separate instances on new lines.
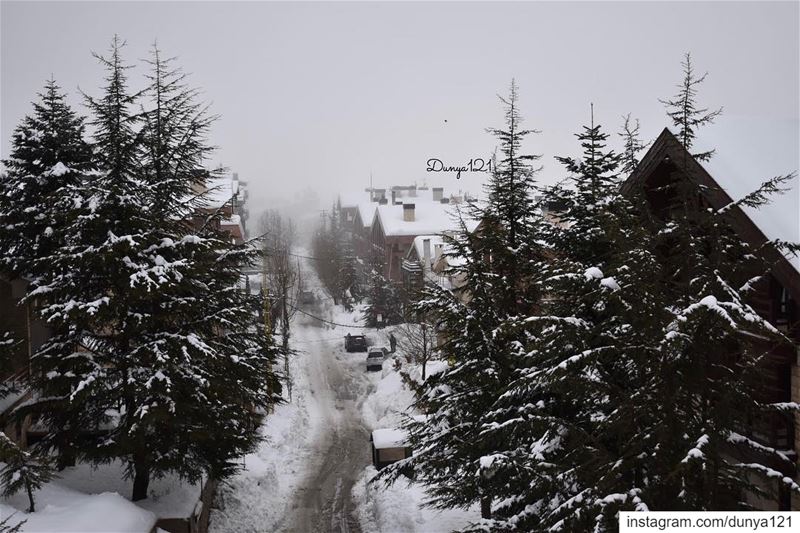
xmin=260 ymin=210 xmax=301 ymax=401
xmin=395 ymin=320 xmax=438 ymax=381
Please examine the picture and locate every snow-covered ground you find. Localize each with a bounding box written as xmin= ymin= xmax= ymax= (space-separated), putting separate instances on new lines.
xmin=209 ymin=305 xmax=351 ymax=532
xmin=351 ymin=349 xmax=480 ymax=532
xmin=0 ymin=458 xmax=200 ymax=532
xmin=210 ymin=260 xmax=376 ymax=533
xmin=0 ymin=483 xmax=157 ymax=533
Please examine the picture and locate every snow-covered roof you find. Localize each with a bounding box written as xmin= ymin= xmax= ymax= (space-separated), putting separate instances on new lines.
xmin=205 ymin=175 xmax=238 ymax=208
xmin=408 ymin=235 xmax=446 ymax=266
xmin=339 ymin=190 xmax=372 ymax=209
xmin=372 ymin=428 xmax=409 ymax=449
xmin=221 ymin=213 xmax=242 ymax=226
xmin=374 ymin=202 xmax=478 ymax=237
xmin=357 ymin=202 xmax=377 ymax=228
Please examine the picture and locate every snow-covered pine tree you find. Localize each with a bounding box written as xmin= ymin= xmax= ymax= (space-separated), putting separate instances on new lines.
xmin=362 ymin=252 xmax=402 ymax=327
xmin=659 ymin=53 xmax=722 ymax=162
xmin=18 ymin=35 xmax=158 ymax=496
xmin=634 ymin=158 xmax=800 ymax=511
xmin=19 ymin=37 xmax=282 ymax=502
xmin=0 ymin=434 xmax=54 ymax=513
xmin=377 ymin=80 xmax=546 ymax=521
xmin=118 ymin=42 xmax=283 ymax=495
xmin=0 ymin=78 xmax=94 ymax=279
xmin=0 ymin=78 xmax=97 ymax=471
xmin=0 ymin=334 xmax=55 ymax=515
xmin=479 ymin=116 xmax=670 ymax=531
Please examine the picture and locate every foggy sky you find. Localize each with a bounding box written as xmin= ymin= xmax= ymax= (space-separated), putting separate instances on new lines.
xmin=2 ymin=1 xmax=798 ymax=217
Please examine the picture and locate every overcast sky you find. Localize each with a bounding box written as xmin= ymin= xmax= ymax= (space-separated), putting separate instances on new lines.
xmin=2 ymin=1 xmax=798 ymax=221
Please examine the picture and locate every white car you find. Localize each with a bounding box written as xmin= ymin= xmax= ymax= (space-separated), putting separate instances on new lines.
xmin=366 ymin=348 xmax=384 ymax=372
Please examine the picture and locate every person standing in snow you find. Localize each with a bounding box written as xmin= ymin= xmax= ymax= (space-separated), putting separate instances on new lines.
xmin=389 ymin=333 xmax=397 ymax=353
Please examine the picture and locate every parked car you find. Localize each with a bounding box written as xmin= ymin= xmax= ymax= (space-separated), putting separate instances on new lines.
xmin=344 ymin=334 xmax=368 ymax=353
xmin=299 ymin=290 xmax=315 ymax=305
xmin=366 ymin=348 xmax=384 ymax=371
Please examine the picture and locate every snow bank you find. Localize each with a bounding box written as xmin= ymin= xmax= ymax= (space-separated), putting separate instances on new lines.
xmin=0 ymin=485 xmax=156 ymax=533
xmin=361 ymin=364 xmax=413 ymax=430
xmin=352 ymin=467 xmax=478 ymax=533
xmin=353 ymin=353 xmax=479 ymax=532
xmin=51 ymin=461 xmax=201 ymax=519
xmin=0 ymin=458 xmax=200 ymax=532
xmin=209 ymin=320 xmax=324 ymax=533
xmin=406 ymin=361 xmax=448 ymax=385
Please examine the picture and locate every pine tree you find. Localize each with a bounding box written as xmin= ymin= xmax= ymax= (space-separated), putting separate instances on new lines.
xmin=0 ymin=434 xmax=55 ymax=513
xmin=550 ymin=106 xmax=624 ymax=264
xmin=377 ymin=80 xmax=545 ymax=521
xmin=0 ymin=335 xmax=52 ymax=517
xmin=619 ymin=113 xmax=647 ymax=176
xmin=139 ymin=43 xmax=216 ymax=218
xmin=363 ymin=252 xmax=402 ymax=327
xmin=659 ymin=53 xmax=722 ymax=162
xmin=18 ymin=37 xmax=282 ymax=502
xmin=0 ymin=78 xmax=94 ymax=279
xmin=0 ymin=78 xmax=96 ymax=472
xmin=634 ymin=156 xmax=800 ymax=512
xmin=467 ymin=115 xmax=637 ymax=531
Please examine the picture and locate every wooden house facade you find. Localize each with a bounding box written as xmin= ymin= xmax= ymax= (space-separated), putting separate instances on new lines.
xmin=622 ymin=128 xmax=800 ymax=510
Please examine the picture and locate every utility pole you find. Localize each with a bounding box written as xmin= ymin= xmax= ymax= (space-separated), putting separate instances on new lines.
xmin=262 ymin=251 xmax=274 ymax=412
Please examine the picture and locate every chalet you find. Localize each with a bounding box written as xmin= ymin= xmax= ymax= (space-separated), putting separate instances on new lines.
xmin=352 ymin=201 xmax=379 ymax=258
xmin=623 ymin=127 xmax=800 ymax=510
xmin=338 ymin=189 xmax=375 ymax=232
xmin=371 ymin=199 xmax=477 ymax=282
xmin=193 ymin=172 xmax=249 ymax=243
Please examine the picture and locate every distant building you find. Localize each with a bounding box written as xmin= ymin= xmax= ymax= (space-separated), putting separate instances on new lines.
xmin=193 ymin=171 xmax=248 ymax=244
xmin=371 ymin=198 xmax=477 ymax=282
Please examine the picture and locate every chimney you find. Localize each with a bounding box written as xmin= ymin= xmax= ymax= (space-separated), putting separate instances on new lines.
xmin=403 ymin=203 xmax=415 ymax=222
xmin=391 ymin=190 xmax=397 ymax=205
xmin=432 ymin=187 xmax=443 ymax=202
xmin=422 ymin=238 xmax=431 ymax=273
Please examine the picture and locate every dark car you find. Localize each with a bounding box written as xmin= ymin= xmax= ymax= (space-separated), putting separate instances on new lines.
xmin=299 ymin=290 xmax=315 ymax=305
xmin=344 ymin=334 xmax=368 ymax=353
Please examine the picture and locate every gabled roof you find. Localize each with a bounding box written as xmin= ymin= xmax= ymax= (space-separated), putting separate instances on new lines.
xmin=339 ymin=190 xmax=372 ymax=209
xmin=356 ymin=202 xmax=376 ymax=229
xmin=405 ymin=235 xmax=445 ymax=265
xmin=622 ymin=127 xmax=800 ymax=301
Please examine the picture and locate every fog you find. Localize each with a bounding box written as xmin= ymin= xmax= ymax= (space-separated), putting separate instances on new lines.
xmin=2 ymin=1 xmax=798 ymax=221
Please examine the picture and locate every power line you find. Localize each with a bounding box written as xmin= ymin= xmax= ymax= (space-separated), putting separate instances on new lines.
xmin=291 ymin=305 xmax=373 ymax=329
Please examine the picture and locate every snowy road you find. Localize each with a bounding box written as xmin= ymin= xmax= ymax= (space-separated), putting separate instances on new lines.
xmin=209 ymin=259 xmax=376 ymax=533
xmin=279 ymin=309 xmax=373 ymax=533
